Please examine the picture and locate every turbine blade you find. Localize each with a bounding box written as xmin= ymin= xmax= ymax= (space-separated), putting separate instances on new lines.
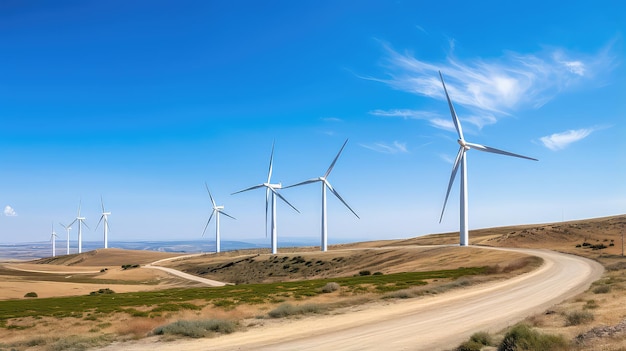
xmin=100 ymin=195 xmax=105 ymax=212
xmin=465 ymin=142 xmax=538 ymax=161
xmin=96 ymin=215 xmax=104 ymax=230
xmin=77 ymin=200 xmax=82 ymax=216
xmin=221 ymin=211 xmax=236 ymax=220
xmin=69 ymin=219 xmax=78 ymax=227
xmin=272 ymin=189 xmax=300 ymax=213
xmin=325 ymin=183 xmax=360 ymax=219
xmin=82 ymin=221 xmax=90 ymax=230
xmin=202 ymin=210 xmax=215 ymax=237
xmin=267 ymin=141 xmax=275 ymax=184
xmin=439 ymin=71 xmax=465 ymax=141
xmin=440 ymin=146 xmax=464 ymax=223
xmin=205 ymin=182 xmax=217 ymax=207
xmin=59 ymin=222 xmax=66 ymax=230
xmin=324 ymin=139 xmax=349 ymax=178
xmin=283 ymin=178 xmax=320 ymax=189
xmin=232 ymin=184 xmax=265 ymax=195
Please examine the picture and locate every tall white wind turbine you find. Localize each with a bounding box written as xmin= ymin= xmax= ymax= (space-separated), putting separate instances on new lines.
xmin=232 ymin=142 xmax=300 ymax=254
xmin=50 ymin=223 xmax=58 ymax=257
xmin=69 ymin=201 xmax=89 ymax=253
xmin=59 ymin=222 xmax=72 ymax=255
xmin=203 ymin=183 xmax=236 ymax=253
xmin=438 ymin=71 xmax=538 ymax=246
xmin=285 ymin=139 xmax=359 ymax=252
xmin=96 ymin=196 xmax=111 ymax=249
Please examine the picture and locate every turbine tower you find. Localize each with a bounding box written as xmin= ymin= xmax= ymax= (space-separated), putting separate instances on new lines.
xmin=96 ymin=196 xmax=111 ymax=249
xmin=50 ymin=223 xmax=58 ymax=257
xmin=59 ymin=222 xmax=72 ymax=255
xmin=285 ymin=139 xmax=359 ymax=251
xmin=69 ymin=201 xmax=89 ymax=253
xmin=438 ymin=71 xmax=538 ymax=246
xmin=203 ymin=183 xmax=236 ymax=253
xmin=233 ymin=142 xmax=299 ymax=254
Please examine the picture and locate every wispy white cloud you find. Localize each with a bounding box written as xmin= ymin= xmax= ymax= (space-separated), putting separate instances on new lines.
xmin=360 ymin=141 xmax=408 ymax=154
xmin=539 ymin=128 xmax=595 ymax=151
xmin=322 ymin=117 xmax=343 ymax=122
xmin=367 ymin=41 xmax=616 ymax=123
xmin=370 ymin=108 xmax=496 ymax=131
xmin=4 ymin=205 xmax=17 ymax=216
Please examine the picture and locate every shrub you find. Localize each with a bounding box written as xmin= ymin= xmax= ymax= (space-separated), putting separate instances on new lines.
xmin=152 ymin=319 xmax=236 ymax=338
xmin=592 ymin=285 xmax=610 ymax=294
xmin=321 ymin=282 xmax=340 ymax=293
xmin=24 ymin=292 xmax=38 ymax=298
xmin=267 ymin=303 xmax=323 ymax=318
xmin=359 ymin=270 xmax=371 ymax=276
xmin=498 ymin=324 xmax=567 ymax=351
xmin=89 ymin=288 xmax=115 ymax=296
xmin=565 ymin=311 xmax=594 ymax=326
xmin=456 ymin=331 xmax=492 ymax=351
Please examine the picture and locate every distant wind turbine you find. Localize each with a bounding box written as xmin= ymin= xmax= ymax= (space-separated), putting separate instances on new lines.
xmin=203 ymin=183 xmax=236 ymax=253
xmin=59 ymin=222 xmax=72 ymax=255
xmin=96 ymin=196 xmax=111 ymax=249
xmin=232 ymin=142 xmax=300 ymax=254
xmin=438 ymin=71 xmax=538 ymax=246
xmin=50 ymin=222 xmax=58 ymax=257
xmin=285 ymin=139 xmax=359 ymax=251
xmin=69 ymin=201 xmax=89 ymax=253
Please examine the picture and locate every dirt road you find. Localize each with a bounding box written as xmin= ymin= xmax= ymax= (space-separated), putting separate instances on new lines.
xmin=97 ymin=247 xmax=603 ymax=351
xmin=144 ymin=254 xmax=228 ymax=287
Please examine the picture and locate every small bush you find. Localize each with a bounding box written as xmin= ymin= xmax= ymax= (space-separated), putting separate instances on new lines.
xmin=89 ymin=288 xmax=115 ymax=296
xmin=24 ymin=292 xmax=38 ymax=298
xmin=565 ymin=311 xmax=594 ymax=326
xmin=373 ymin=272 xmax=383 ymax=275
xmin=321 ymin=282 xmax=340 ymax=293
xmin=359 ymin=270 xmax=371 ymax=276
xmin=498 ymin=324 xmax=567 ymax=351
xmin=592 ymin=285 xmax=610 ymax=294
xmin=268 ymin=303 xmax=323 ymax=318
xmin=152 ymin=319 xmax=236 ymax=338
xmin=121 ymin=264 xmax=140 ymax=270
xmin=456 ymin=331 xmax=492 ymax=351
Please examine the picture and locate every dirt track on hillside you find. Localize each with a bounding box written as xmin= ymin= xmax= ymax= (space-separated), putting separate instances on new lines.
xmin=96 ymin=247 xmax=603 ymax=351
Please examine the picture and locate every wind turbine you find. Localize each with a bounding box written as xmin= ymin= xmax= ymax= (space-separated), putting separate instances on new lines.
xmin=59 ymin=222 xmax=72 ymax=255
xmin=69 ymin=201 xmax=89 ymax=253
xmin=203 ymin=183 xmax=236 ymax=253
xmin=96 ymin=196 xmax=111 ymax=249
xmin=232 ymin=142 xmax=300 ymax=254
xmin=438 ymin=71 xmax=538 ymax=246
xmin=50 ymin=223 xmax=58 ymax=257
xmin=284 ymin=139 xmax=359 ymax=252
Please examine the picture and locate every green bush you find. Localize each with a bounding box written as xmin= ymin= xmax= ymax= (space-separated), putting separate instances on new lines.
xmin=565 ymin=310 xmax=594 ymax=326
xmin=321 ymin=282 xmax=340 ymax=293
xmin=152 ymin=319 xmax=236 ymax=338
xmin=24 ymin=292 xmax=38 ymax=298
xmin=268 ymin=303 xmax=323 ymax=318
xmin=359 ymin=270 xmax=371 ymax=276
xmin=592 ymin=285 xmax=610 ymax=294
xmin=456 ymin=331 xmax=492 ymax=351
xmin=89 ymin=288 xmax=115 ymax=296
xmin=498 ymin=324 xmax=567 ymax=351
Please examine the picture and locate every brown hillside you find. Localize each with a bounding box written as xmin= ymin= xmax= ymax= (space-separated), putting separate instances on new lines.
xmin=31 ymin=248 xmax=182 ymax=267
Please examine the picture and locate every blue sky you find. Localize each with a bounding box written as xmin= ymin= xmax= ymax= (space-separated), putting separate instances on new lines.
xmin=1 ymin=1 xmax=624 ymax=245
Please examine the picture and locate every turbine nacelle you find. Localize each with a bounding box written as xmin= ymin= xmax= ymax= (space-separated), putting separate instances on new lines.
xmin=458 ymin=139 xmax=470 ymax=150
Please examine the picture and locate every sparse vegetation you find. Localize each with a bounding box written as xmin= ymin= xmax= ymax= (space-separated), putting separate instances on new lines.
xmin=267 ymin=303 xmax=325 ymax=318
xmin=121 ymin=264 xmax=140 ymax=270
xmin=89 ymin=288 xmax=115 ymax=296
xmin=152 ymin=319 xmax=237 ymax=338
xmin=359 ymin=270 xmax=371 ymax=276
xmin=456 ymin=331 xmax=493 ymax=351
xmin=564 ymin=310 xmax=594 ymax=326
xmin=24 ymin=292 xmax=38 ymax=298
xmin=498 ymin=324 xmax=568 ymax=351
xmin=47 ymin=334 xmax=114 ymax=351
xmin=321 ymin=282 xmax=340 ymax=293
xmin=592 ymin=284 xmax=610 ymax=294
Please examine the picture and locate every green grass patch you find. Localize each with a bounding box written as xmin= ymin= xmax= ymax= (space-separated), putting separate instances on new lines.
xmin=0 ymin=267 xmax=486 ymax=324
xmin=498 ymin=324 xmax=567 ymax=351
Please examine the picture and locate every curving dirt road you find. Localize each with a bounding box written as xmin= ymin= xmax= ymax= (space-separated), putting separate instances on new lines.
xmin=97 ymin=247 xmax=603 ymax=351
xmin=144 ymin=254 xmax=228 ymax=287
